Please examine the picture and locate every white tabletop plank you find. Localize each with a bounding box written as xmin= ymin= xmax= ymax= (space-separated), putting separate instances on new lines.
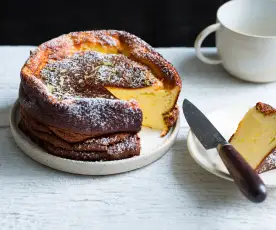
xmin=1 ymin=46 xmax=276 ymax=230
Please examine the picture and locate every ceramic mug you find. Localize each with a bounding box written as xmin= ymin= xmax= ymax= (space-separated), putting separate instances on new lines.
xmin=195 ymin=0 xmax=276 ymax=83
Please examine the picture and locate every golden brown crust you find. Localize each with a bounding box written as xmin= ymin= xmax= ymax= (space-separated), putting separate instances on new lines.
xmin=44 ymin=142 xmax=140 ymax=162
xmin=21 ymin=114 xmax=132 ymax=152
xmin=162 ymin=105 xmax=179 ymax=136
xmin=254 ymin=102 xmax=276 ymax=173
xmin=228 ymin=134 xmax=235 ymax=143
xmin=256 ymin=102 xmax=276 ymax=115
xmin=20 ymin=106 xmax=51 ymax=133
xmin=20 ymin=105 xmax=132 ymax=143
xmin=22 ymin=30 xmax=181 ymax=89
xmin=19 ymin=81 xmax=143 ymax=136
xmin=256 ymin=148 xmax=276 ymax=174
xmin=19 ymin=113 xmax=141 ymax=161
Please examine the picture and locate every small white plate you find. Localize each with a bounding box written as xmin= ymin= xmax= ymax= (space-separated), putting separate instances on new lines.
xmin=187 ymin=103 xmax=276 ymax=187
xmin=10 ymin=100 xmax=180 ymax=175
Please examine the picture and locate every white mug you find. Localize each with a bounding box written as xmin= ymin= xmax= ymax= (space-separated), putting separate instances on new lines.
xmin=195 ymin=0 xmax=276 ymax=83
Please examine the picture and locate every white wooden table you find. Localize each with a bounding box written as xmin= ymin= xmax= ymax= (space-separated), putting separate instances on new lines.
xmin=1 ymin=46 xmax=276 ymax=230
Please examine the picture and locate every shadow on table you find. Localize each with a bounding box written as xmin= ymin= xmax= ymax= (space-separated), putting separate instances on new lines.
xmin=170 ymin=137 xmax=245 ymax=207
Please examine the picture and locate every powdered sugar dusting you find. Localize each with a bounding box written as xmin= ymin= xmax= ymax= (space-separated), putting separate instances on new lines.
xmin=19 ymin=80 xmax=142 ymax=135
xmin=67 ymin=98 xmax=142 ymax=133
xmin=40 ymin=51 xmax=157 ymax=100
xmin=107 ymin=135 xmax=138 ymax=156
xmin=19 ymin=110 xmax=141 ymax=161
xmin=257 ymin=150 xmax=276 ymax=173
xmin=82 ymin=133 xmax=130 ymax=146
xmin=44 ymin=135 xmax=140 ymax=161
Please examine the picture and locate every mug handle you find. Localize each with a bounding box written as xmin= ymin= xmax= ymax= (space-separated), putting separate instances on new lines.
xmin=194 ymin=23 xmax=222 ymax=65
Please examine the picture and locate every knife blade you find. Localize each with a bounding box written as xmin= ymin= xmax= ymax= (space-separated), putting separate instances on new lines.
xmin=183 ymin=99 xmax=267 ymax=203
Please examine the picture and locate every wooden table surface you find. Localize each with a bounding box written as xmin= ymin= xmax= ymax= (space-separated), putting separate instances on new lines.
xmin=1 ymin=46 xmax=276 ymax=230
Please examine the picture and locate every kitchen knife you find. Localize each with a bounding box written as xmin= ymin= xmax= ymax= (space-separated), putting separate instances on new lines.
xmin=183 ymin=99 xmax=267 ymax=203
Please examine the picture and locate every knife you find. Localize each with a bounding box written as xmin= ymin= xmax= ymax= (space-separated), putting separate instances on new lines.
xmin=183 ymin=99 xmax=267 ymax=203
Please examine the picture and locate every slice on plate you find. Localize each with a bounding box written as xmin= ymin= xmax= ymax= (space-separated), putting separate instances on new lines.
xmin=229 ymin=102 xmax=276 ymax=174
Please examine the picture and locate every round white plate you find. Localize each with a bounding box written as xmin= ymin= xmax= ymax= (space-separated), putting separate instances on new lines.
xmin=187 ymin=103 xmax=276 ymax=187
xmin=10 ymin=100 xmax=180 ymax=175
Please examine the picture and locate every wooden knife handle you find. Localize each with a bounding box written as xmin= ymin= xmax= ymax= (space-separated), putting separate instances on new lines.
xmin=217 ymin=143 xmax=267 ymax=203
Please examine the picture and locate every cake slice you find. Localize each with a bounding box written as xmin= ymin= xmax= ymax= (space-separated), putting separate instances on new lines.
xmin=229 ymin=102 xmax=276 ymax=174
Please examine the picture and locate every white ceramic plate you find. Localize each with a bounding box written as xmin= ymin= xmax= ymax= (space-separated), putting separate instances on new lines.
xmin=10 ymin=100 xmax=179 ymax=175
xmin=187 ymin=103 xmax=276 ymax=187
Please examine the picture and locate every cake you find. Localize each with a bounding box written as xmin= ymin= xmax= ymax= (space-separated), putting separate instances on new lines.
xmin=19 ymin=30 xmax=182 ymax=161
xmin=229 ymin=102 xmax=276 ymax=173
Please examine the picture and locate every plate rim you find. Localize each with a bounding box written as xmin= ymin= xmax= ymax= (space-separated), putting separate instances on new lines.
xmin=10 ymin=99 xmax=180 ymax=175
